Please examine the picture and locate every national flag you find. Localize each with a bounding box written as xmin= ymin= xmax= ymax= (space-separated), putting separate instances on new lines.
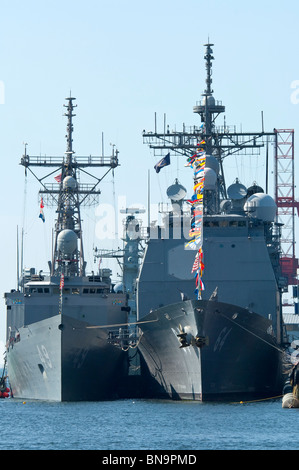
xmin=40 ymin=197 xmax=44 ymax=209
xmin=154 ymin=153 xmax=170 ymax=173
xmin=54 ymin=173 xmax=62 ymax=183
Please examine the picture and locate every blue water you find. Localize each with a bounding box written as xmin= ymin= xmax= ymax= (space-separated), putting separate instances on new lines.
xmin=0 ymin=397 xmax=298 ymax=450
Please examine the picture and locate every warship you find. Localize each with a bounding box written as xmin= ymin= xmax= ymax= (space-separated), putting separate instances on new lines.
xmin=137 ymin=43 xmax=287 ymax=401
xmin=5 ymin=97 xmax=130 ymax=401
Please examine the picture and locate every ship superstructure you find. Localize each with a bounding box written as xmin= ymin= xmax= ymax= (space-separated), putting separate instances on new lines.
xmin=137 ymin=43 xmax=286 ymax=401
xmin=5 ymin=97 xmax=129 ymax=401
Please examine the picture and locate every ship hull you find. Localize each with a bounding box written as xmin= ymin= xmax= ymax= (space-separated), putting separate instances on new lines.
xmin=7 ymin=314 xmax=128 ymax=401
xmin=138 ymin=299 xmax=283 ymax=401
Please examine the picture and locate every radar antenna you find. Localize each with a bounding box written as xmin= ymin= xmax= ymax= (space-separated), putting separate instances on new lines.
xmin=20 ymin=96 xmax=119 ymax=278
xmin=142 ymin=42 xmax=275 ymax=208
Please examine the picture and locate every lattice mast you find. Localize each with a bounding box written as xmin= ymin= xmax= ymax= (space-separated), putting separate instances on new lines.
xmin=274 ymin=129 xmax=299 ymax=287
xmin=142 ymin=42 xmax=275 ymax=206
xmin=20 ymin=96 xmax=119 ymax=278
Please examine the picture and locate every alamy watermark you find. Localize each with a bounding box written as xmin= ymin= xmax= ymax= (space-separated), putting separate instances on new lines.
xmin=94 ymin=196 xmax=194 ymax=242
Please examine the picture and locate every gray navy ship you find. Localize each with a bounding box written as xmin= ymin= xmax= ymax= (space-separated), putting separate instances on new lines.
xmin=5 ymin=97 xmax=129 ymax=401
xmin=137 ymin=43 xmax=287 ymax=401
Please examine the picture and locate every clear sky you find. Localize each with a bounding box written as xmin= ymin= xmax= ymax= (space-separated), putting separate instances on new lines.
xmin=0 ymin=0 xmax=299 ymax=353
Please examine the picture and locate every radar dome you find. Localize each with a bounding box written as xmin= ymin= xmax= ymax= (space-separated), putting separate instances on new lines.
xmin=244 ymin=193 xmax=277 ymax=222
xmin=57 ymin=229 xmax=77 ymax=255
xmin=227 ymin=182 xmax=247 ymax=200
xmin=202 ymin=95 xmax=215 ymax=107
xmin=205 ymin=155 xmax=220 ymax=175
xmin=167 ymin=179 xmax=187 ymax=202
xmin=247 ymin=183 xmax=264 ymax=197
xmin=203 ymin=167 xmax=217 ymax=190
xmin=63 ymin=176 xmax=77 ymax=191
xmin=114 ymin=282 xmax=124 ymax=293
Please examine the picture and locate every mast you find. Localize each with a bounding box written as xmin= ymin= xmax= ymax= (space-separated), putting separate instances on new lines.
xmin=143 ymin=42 xmax=275 ymax=203
xmin=51 ymin=96 xmax=83 ymax=277
xmin=20 ymin=96 xmax=119 ymax=279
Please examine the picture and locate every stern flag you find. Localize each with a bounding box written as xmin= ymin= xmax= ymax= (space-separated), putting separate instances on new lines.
xmin=154 ymin=153 xmax=170 ymax=173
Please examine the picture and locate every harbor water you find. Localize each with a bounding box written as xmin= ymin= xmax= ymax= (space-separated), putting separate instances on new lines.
xmin=1 ymin=397 xmax=298 ymax=450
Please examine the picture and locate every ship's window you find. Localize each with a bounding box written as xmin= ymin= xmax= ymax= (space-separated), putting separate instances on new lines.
xmin=37 ymin=288 xmax=43 ymax=293
xmin=44 ymin=288 xmax=50 ymax=293
xmin=96 ymin=288 xmax=107 ymax=294
xmin=63 ymin=288 xmax=70 ymax=294
xmin=238 ymin=221 xmax=246 ymax=227
xmin=219 ymin=221 xmax=228 ymax=227
xmin=229 ymin=221 xmax=238 ymax=227
xmin=53 ymin=288 xmax=60 ymax=294
xmin=204 ymin=221 xmax=221 ymax=227
xmin=82 ymin=288 xmax=102 ymax=294
xmin=72 ymin=288 xmax=80 ymax=295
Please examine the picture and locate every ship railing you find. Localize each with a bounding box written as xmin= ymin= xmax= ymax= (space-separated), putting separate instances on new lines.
xmin=41 ymin=182 xmax=101 ymax=192
xmin=21 ymin=154 xmax=118 ymax=168
xmin=194 ymin=99 xmax=224 ymax=107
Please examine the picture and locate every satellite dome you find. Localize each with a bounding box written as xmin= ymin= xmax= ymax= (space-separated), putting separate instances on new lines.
xmin=244 ymin=193 xmax=277 ymax=222
xmin=227 ymin=182 xmax=247 ymax=200
xmin=57 ymin=229 xmax=77 ymax=255
xmin=202 ymin=95 xmax=215 ymax=107
xmin=114 ymin=282 xmax=124 ymax=293
xmin=63 ymin=176 xmax=77 ymax=191
xmin=167 ymin=179 xmax=187 ymax=202
xmin=203 ymin=167 xmax=217 ymax=190
xmin=247 ymin=183 xmax=264 ymax=197
xmin=205 ymin=155 xmax=220 ymax=175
